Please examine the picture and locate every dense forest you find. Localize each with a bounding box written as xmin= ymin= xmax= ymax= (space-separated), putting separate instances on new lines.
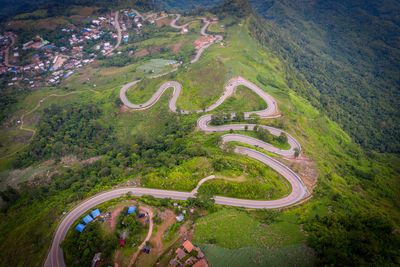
xmin=13 ymin=104 xmax=115 ymax=168
xmin=248 ymin=0 xmax=400 ymax=153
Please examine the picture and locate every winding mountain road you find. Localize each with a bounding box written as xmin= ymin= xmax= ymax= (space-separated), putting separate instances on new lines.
xmin=44 ymin=15 xmax=309 ymax=267
xmin=170 ymin=14 xmax=222 ymax=63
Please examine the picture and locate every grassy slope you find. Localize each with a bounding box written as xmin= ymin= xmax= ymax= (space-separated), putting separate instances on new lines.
xmin=0 ymin=9 xmax=399 ymax=267
xmin=191 ymin=14 xmax=400 ymax=263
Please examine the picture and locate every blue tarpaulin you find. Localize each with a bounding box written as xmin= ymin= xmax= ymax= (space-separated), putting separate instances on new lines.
xmin=83 ymin=214 xmax=93 ymax=224
xmin=129 ymin=13 xmax=135 ymax=17
xmin=91 ymin=208 xmax=101 ymax=218
xmin=75 ymin=223 xmax=86 ymax=232
xmin=127 ymin=206 xmax=136 ymax=214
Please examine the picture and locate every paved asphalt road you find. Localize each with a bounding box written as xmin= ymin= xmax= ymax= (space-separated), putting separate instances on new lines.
xmin=45 ymin=15 xmax=309 ymax=267
xmin=170 ymin=14 xmax=222 ymax=63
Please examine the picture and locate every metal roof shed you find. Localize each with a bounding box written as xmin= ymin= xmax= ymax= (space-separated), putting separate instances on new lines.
xmin=127 ymin=206 xmax=136 ymax=214
xmin=83 ymin=214 xmax=93 ymax=224
xmin=91 ymin=209 xmax=101 ymax=218
xmin=75 ymin=224 xmax=86 ymax=232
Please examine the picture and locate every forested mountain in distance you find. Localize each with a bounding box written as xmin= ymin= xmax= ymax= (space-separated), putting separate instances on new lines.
xmin=250 ymin=0 xmax=400 ymax=153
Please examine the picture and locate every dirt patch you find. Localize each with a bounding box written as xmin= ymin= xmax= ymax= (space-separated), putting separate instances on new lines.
xmin=150 ymin=46 xmax=161 ymax=53
xmin=81 ymin=156 xmax=102 ymax=165
xmin=284 ymin=153 xmax=318 ymax=192
xmin=69 ymin=15 xmax=86 ymax=24
xmin=53 ymin=56 xmax=67 ymax=70
xmin=135 ymin=49 xmax=149 ymax=58
xmin=151 ymin=210 xmax=175 ymax=248
xmin=193 ymin=35 xmax=215 ymax=50
xmin=135 ymin=46 xmax=161 ymax=58
xmin=115 ymin=178 xmax=141 ymax=188
xmin=156 ymin=18 xmax=173 ymax=27
xmin=24 ymin=114 xmax=40 ymax=127
xmin=13 ymin=129 xmax=34 ymax=143
xmin=108 ymin=206 xmax=125 ymax=231
xmin=91 ymin=61 xmax=100 ymax=68
xmin=36 ymin=21 xmax=57 ymax=30
xmin=171 ymin=40 xmax=186 ymax=53
xmin=60 ymin=155 xmax=102 ymax=166
xmin=78 ymin=7 xmax=98 ymax=16
xmin=114 ymin=249 xmax=121 ymax=267
xmin=214 ymin=175 xmax=246 ymax=182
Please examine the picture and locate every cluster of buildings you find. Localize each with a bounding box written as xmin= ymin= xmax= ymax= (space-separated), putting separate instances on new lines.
xmin=170 ymin=240 xmax=208 ymax=267
xmin=0 ymin=14 xmax=117 ymax=88
xmin=193 ymin=35 xmax=217 ymax=50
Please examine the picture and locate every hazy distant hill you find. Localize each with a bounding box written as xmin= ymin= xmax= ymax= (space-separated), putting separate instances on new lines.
xmin=0 ymin=0 xmax=153 ymax=20
xmin=154 ymin=0 xmax=221 ymax=11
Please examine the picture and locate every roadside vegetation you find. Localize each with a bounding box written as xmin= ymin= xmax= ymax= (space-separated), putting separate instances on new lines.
xmin=0 ymin=1 xmax=399 ymax=267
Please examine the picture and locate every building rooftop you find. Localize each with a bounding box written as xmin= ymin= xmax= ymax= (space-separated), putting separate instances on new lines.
xmin=83 ymin=214 xmax=94 ymax=224
xmin=75 ymin=223 xmax=86 ymax=232
xmin=175 ymin=248 xmax=186 ymax=260
xmin=183 ymin=240 xmax=194 ymax=253
xmin=91 ymin=209 xmax=101 ymax=218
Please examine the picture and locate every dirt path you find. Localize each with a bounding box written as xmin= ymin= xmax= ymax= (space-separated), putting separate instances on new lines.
xmin=105 ymin=11 xmax=121 ymax=55
xmin=152 ymin=210 xmax=175 ymax=248
xmin=108 ymin=206 xmax=124 ymax=231
xmin=128 ymin=206 xmax=153 ymax=267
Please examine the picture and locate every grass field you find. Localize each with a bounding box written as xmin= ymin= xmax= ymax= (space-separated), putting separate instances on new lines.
xmin=193 ymin=209 xmax=306 ymax=249
xmin=197 ymin=243 xmax=315 ymax=267
xmin=125 ymin=76 xmax=170 ymax=104
xmin=213 ymin=85 xmax=268 ymax=113
xmin=137 ymin=59 xmax=176 ymax=74
xmin=208 ymin=22 xmax=225 ymax=33
xmin=174 ymin=58 xmax=228 ymax=110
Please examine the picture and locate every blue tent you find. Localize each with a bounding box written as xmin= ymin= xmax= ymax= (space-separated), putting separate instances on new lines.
xmin=49 ymin=67 xmax=54 ymax=70
xmin=83 ymin=214 xmax=93 ymax=224
xmin=75 ymin=223 xmax=86 ymax=232
xmin=127 ymin=206 xmax=136 ymax=214
xmin=91 ymin=208 xmax=101 ymax=218
xmin=129 ymin=13 xmax=135 ymax=17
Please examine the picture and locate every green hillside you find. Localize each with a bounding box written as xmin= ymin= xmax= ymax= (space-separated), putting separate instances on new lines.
xmin=0 ymin=0 xmax=399 ymax=266
xmin=249 ymin=0 xmax=400 ymax=153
